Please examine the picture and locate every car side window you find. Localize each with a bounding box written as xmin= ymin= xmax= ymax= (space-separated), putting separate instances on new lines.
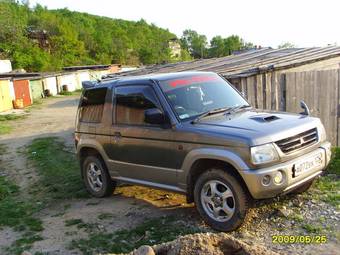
xmin=115 ymin=85 xmax=161 ymax=125
xmin=79 ymin=88 xmax=107 ymax=123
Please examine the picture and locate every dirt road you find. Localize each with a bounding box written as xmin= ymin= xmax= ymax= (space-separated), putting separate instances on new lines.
xmin=0 ymin=96 xmax=193 ymax=254
xmin=0 ymin=96 xmax=338 ymax=254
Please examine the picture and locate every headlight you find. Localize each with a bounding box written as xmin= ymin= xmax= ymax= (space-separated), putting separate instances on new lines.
xmin=318 ymin=124 xmax=326 ymax=142
xmin=251 ymin=143 xmax=279 ymax=165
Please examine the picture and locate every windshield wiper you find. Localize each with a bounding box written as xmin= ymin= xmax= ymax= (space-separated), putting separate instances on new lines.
xmin=191 ymin=107 xmax=232 ymax=124
xmin=224 ymin=104 xmax=251 ymax=114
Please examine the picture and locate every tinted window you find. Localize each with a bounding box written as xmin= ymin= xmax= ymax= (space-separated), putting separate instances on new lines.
xmin=159 ymin=74 xmax=249 ymax=120
xmin=79 ymin=88 xmax=107 ymax=123
xmin=115 ymin=85 xmax=160 ymax=125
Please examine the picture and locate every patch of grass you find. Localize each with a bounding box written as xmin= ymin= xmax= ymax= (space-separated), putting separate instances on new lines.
xmin=0 ymin=145 xmax=42 ymax=232
xmin=302 ymin=223 xmax=323 ymax=234
xmin=0 ymin=114 xmax=25 ymax=122
xmin=0 ymin=175 xmax=43 ymax=232
xmin=76 ymin=222 xmax=99 ymax=232
xmin=0 ymin=113 xmax=26 ymax=134
xmin=59 ymin=90 xmax=82 ymax=96
xmin=0 ymin=144 xmax=6 ymax=155
xmin=70 ymin=216 xmax=201 ymax=254
xmin=59 ymin=91 xmax=74 ymax=96
xmin=24 ymin=99 xmax=44 ymax=112
xmin=309 ymin=147 xmax=340 ymax=208
xmin=97 ymin=213 xmax=114 ymax=220
xmin=0 ymin=123 xmax=12 ymax=134
xmin=319 ymin=216 xmax=326 ymax=223
xmin=6 ymin=233 xmax=43 ymax=255
xmin=313 ymin=176 xmax=340 ymax=207
xmin=0 ymin=175 xmax=18 ymax=199
xmin=27 ymin=137 xmax=88 ymax=200
xmin=327 ymin=147 xmax=340 ymax=175
xmin=289 ymin=213 xmax=304 ymax=223
xmin=65 ymin=218 xmax=84 ymax=226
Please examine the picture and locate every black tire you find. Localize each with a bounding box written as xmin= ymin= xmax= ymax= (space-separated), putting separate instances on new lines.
xmin=290 ymin=179 xmax=314 ymax=194
xmin=194 ymin=168 xmax=248 ymax=232
xmin=82 ymin=155 xmax=115 ymax=197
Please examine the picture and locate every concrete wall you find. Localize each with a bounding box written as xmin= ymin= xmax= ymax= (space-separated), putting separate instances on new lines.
xmin=43 ymin=76 xmax=58 ymax=96
xmin=0 ymin=60 xmax=12 ymax=74
xmin=57 ymin=74 xmax=78 ymax=92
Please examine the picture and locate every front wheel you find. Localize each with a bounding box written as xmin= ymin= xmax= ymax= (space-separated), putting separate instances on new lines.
xmin=194 ymin=168 xmax=248 ymax=232
xmin=82 ymin=155 xmax=115 ymax=197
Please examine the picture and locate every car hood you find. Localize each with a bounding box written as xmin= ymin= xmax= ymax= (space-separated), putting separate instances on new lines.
xmin=187 ymin=109 xmax=322 ymax=146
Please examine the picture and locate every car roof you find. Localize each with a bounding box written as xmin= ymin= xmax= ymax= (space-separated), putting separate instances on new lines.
xmin=98 ymin=71 xmax=216 ymax=87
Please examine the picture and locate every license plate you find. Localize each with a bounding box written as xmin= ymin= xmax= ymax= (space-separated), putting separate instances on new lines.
xmin=294 ymin=153 xmax=323 ymax=177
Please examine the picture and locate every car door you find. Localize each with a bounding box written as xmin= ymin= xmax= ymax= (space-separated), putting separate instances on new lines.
xmin=107 ymin=84 xmax=179 ymax=186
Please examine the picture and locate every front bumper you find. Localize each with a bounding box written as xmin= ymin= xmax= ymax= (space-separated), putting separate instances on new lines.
xmin=240 ymin=142 xmax=332 ymax=199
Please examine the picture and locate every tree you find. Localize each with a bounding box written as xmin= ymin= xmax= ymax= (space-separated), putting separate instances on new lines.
xmin=0 ymin=1 xmax=177 ymax=71
xmin=223 ymin=35 xmax=244 ymax=55
xmin=209 ymin=36 xmax=225 ymax=57
xmin=180 ymin=29 xmax=208 ymax=59
xmin=208 ymin=35 xmax=252 ymax=58
xmin=278 ymin=42 xmax=295 ymax=49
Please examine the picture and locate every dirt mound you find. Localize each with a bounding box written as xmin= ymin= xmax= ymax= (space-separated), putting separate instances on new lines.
xmin=126 ymin=232 xmax=279 ymax=255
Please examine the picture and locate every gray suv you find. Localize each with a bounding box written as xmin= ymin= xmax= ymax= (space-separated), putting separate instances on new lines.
xmin=75 ymin=71 xmax=331 ymax=231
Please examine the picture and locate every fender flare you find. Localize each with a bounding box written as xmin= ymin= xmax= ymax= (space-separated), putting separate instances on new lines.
xmin=178 ymin=147 xmax=250 ymax=193
xmin=77 ymin=139 xmax=111 ymax=176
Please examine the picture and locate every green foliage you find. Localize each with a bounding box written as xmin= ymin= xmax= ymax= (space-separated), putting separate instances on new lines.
xmin=27 ymin=137 xmax=88 ymax=199
xmin=313 ymin=176 xmax=340 ymax=207
xmin=0 ymin=1 xmax=177 ymax=71
xmin=6 ymin=232 xmax=43 ymax=255
xmin=310 ymin=147 xmax=340 ymax=208
xmin=0 ymin=113 xmax=25 ymax=121
xmin=70 ymin=216 xmax=201 ymax=254
xmin=0 ymin=124 xmax=12 ymax=134
xmin=0 ymin=113 xmax=26 ymax=134
xmin=327 ymin=147 xmax=340 ymax=175
xmin=302 ymin=223 xmax=323 ymax=234
xmin=180 ymin=29 xmax=208 ymax=59
xmin=65 ymin=218 xmax=84 ymax=226
xmin=278 ymin=42 xmax=295 ymax=49
xmin=180 ymin=29 xmax=253 ymax=59
xmin=209 ymin=35 xmax=253 ymax=58
xmin=0 ymin=175 xmax=43 ymax=232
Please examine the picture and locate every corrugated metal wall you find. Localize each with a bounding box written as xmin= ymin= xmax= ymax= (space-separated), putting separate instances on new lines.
xmin=0 ymin=79 xmax=13 ymax=112
xmin=13 ymin=79 xmax=32 ymax=107
xmin=29 ymin=79 xmax=44 ymax=100
xmin=42 ymin=76 xmax=58 ymax=96
xmin=57 ymin=74 xmax=78 ymax=92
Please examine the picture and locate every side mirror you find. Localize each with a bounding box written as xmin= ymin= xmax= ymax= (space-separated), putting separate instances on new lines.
xmin=145 ymin=108 xmax=165 ymax=125
xmin=300 ymin=100 xmax=310 ymax=116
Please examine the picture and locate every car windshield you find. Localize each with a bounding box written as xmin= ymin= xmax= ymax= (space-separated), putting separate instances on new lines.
xmin=159 ymin=73 xmax=249 ymax=121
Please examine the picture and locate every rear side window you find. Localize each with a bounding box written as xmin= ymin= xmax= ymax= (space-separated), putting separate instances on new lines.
xmin=79 ymin=88 xmax=107 ymax=123
xmin=115 ymin=85 xmax=160 ymax=125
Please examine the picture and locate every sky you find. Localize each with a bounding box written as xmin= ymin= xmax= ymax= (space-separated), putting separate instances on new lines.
xmin=29 ymin=0 xmax=340 ymax=48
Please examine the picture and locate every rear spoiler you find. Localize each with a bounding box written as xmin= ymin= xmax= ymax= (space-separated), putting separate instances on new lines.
xmin=82 ymin=81 xmax=96 ymax=89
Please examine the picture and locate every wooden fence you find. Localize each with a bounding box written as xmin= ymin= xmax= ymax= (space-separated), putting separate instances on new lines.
xmin=229 ymin=69 xmax=340 ymax=146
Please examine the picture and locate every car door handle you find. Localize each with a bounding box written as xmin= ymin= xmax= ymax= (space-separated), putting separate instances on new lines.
xmin=112 ymin=131 xmax=122 ymax=143
xmin=113 ymin=131 xmax=122 ymax=137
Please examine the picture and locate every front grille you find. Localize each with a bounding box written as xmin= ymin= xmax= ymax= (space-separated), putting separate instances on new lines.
xmin=275 ymin=128 xmax=318 ymax=154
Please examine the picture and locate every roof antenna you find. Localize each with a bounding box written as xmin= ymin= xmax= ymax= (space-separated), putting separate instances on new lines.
xmin=88 ymin=71 xmax=101 ymax=82
xmin=300 ymin=100 xmax=310 ymax=116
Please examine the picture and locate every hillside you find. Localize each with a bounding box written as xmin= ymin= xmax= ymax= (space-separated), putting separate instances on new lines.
xmin=0 ymin=0 xmax=181 ymax=72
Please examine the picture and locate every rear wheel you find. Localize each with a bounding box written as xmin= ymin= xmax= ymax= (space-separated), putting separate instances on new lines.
xmin=194 ymin=168 xmax=248 ymax=232
xmin=82 ymin=155 xmax=115 ymax=197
